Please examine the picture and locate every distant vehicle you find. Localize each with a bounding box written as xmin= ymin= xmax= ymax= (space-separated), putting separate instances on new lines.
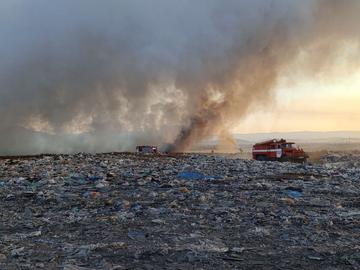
xmin=136 ymin=145 xmax=158 ymax=154
xmin=252 ymin=139 xmax=308 ymax=162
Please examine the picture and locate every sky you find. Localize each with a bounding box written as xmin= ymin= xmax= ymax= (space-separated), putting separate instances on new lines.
xmin=237 ymin=62 xmax=360 ymax=133
xmin=1 ymin=0 xmax=360 ymax=154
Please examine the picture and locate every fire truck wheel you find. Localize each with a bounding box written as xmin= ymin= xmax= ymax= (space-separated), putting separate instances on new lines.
xmin=256 ymin=155 xmax=267 ymax=161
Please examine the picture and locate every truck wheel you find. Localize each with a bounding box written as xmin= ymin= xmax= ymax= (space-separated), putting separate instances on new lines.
xmin=256 ymin=155 xmax=267 ymax=161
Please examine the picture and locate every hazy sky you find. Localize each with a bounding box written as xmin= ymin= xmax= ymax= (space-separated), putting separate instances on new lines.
xmin=1 ymin=0 xmax=360 ymax=154
xmin=238 ymin=57 xmax=360 ymax=133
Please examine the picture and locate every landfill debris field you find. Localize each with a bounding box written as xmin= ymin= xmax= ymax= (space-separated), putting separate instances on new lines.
xmin=1 ymin=153 xmax=360 ymax=269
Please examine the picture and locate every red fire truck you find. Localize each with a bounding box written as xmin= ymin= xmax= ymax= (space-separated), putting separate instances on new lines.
xmin=136 ymin=145 xmax=158 ymax=154
xmin=252 ymin=139 xmax=308 ymax=162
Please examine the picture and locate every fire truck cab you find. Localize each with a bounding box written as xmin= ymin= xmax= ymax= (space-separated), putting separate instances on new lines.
xmin=252 ymin=139 xmax=307 ymax=163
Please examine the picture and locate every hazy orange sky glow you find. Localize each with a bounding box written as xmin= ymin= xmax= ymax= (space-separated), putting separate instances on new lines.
xmin=237 ymin=68 xmax=360 ymax=133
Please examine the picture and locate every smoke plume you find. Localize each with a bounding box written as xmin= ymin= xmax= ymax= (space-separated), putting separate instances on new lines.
xmin=0 ymin=0 xmax=359 ymax=154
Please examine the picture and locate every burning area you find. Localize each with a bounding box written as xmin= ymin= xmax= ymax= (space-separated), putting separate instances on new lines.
xmin=1 ymin=2 xmax=360 ymax=268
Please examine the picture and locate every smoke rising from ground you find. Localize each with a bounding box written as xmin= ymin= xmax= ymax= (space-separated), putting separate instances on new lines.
xmin=0 ymin=0 xmax=359 ymax=154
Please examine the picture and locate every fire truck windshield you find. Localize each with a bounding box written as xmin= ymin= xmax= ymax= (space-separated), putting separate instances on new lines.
xmin=282 ymin=143 xmax=294 ymax=148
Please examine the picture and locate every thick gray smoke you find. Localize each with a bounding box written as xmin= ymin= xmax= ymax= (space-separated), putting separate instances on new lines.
xmin=0 ymin=0 xmax=359 ymax=154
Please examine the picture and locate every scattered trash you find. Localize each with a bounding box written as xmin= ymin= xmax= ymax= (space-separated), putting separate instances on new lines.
xmin=285 ymin=187 xmax=303 ymax=198
xmin=177 ymin=171 xmax=221 ymax=181
xmin=127 ymin=231 xmax=146 ymax=241
xmin=178 ymin=186 xmax=190 ymax=193
xmin=0 ymin=253 xmax=7 ymax=262
xmin=281 ymin=197 xmax=296 ymax=205
xmin=231 ymin=247 xmax=245 ymax=253
xmin=10 ymin=247 xmax=25 ymax=257
xmin=287 ymin=190 xmax=302 ymax=198
xmin=88 ymin=176 xmax=102 ymax=181
xmin=177 ymin=171 xmax=206 ymax=180
xmin=0 ymin=152 xmax=359 ymax=268
xmin=307 ymin=256 xmax=323 ymax=261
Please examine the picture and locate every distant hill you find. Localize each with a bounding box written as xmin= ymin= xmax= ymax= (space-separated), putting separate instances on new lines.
xmin=233 ymin=131 xmax=360 ymax=144
xmin=193 ymin=131 xmax=360 ymax=152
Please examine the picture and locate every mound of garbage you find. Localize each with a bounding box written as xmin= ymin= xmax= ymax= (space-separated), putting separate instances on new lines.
xmin=0 ymin=153 xmax=359 ymax=269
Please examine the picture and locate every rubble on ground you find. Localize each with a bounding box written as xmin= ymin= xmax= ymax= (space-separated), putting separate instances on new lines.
xmin=320 ymin=152 xmax=360 ymax=164
xmin=0 ymin=153 xmax=360 ymax=269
